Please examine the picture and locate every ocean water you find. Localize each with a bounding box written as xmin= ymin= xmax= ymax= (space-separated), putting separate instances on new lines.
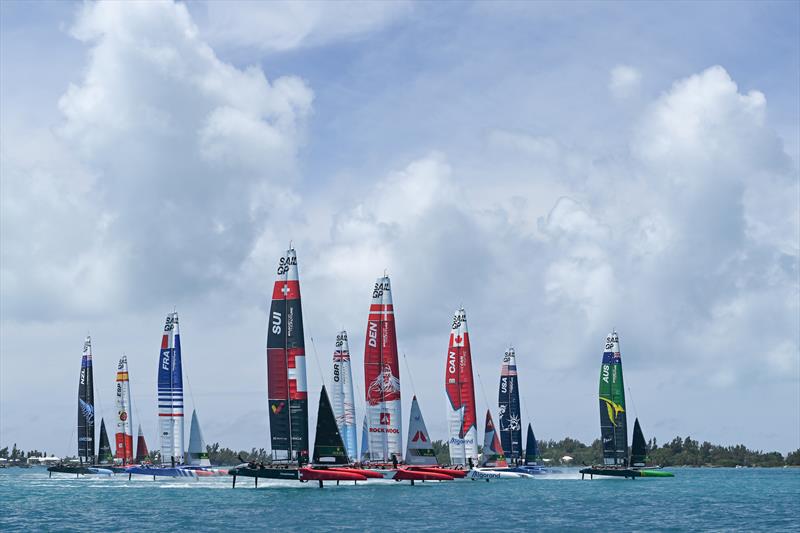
xmin=1 ymin=467 xmax=798 ymax=531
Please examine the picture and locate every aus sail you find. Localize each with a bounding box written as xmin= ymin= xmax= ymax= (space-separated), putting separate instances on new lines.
xmin=445 ymin=308 xmax=478 ymax=466
xmin=267 ymin=248 xmax=309 ymax=462
xmin=158 ymin=311 xmax=184 ymax=465
xmin=599 ymin=331 xmax=628 ymax=465
xmin=77 ymin=336 xmax=95 ymax=464
xmin=498 ymin=346 xmax=522 ymax=460
xmin=331 ymin=330 xmax=357 ymax=461
xmin=115 ymin=355 xmax=134 ymax=464
xmin=363 ymin=275 xmax=402 ymax=462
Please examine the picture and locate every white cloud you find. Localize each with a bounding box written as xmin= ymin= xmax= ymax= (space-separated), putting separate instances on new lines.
xmin=609 ymin=65 xmax=642 ymax=99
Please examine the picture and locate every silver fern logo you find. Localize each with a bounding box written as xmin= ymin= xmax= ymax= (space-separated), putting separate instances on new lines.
xmin=79 ymin=398 xmax=94 ymax=424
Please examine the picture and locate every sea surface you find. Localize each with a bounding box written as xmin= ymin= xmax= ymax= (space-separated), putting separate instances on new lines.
xmin=1 ymin=466 xmax=798 ymax=531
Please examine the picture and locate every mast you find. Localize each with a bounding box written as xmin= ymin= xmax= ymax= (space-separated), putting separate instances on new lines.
xmin=445 ymin=308 xmax=478 ymax=466
xmin=332 ymin=330 xmax=357 ymax=461
xmin=364 ymin=275 xmax=402 ymax=462
xmin=498 ymin=346 xmax=522 ymax=461
xmin=267 ymin=247 xmax=308 ymax=463
xmin=158 ymin=311 xmax=184 ymax=465
xmin=77 ymin=336 xmax=95 ymax=465
xmin=598 ymin=330 xmax=628 ymax=466
xmin=405 ymin=396 xmax=438 ymax=465
xmin=312 ymin=386 xmax=349 ymax=465
xmin=115 ymin=355 xmax=133 ymax=465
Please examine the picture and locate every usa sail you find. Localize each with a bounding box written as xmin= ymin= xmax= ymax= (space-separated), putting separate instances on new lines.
xmin=405 ymin=396 xmax=437 ymax=465
xmin=267 ymin=247 xmax=309 ymax=462
xmin=312 ymin=386 xmax=349 ymax=465
xmin=77 ymin=336 xmax=95 ymax=464
xmin=187 ymin=410 xmax=211 ymax=466
xmin=479 ymin=410 xmax=507 ymax=467
xmin=115 ymin=355 xmax=134 ymax=464
xmin=158 ymin=311 xmax=184 ymax=465
xmin=498 ymin=346 xmax=522 ymax=461
xmin=445 ymin=308 xmax=478 ymax=466
xmin=363 ymin=275 xmax=402 ymax=462
xmin=599 ymin=331 xmax=628 ymax=465
xmin=98 ymin=419 xmax=113 ymax=464
xmin=331 ymin=330 xmax=357 ymax=461
xmin=135 ymin=424 xmax=149 ymax=463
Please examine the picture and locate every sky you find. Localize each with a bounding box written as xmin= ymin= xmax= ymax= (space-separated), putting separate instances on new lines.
xmin=1 ymin=0 xmax=798 ymax=457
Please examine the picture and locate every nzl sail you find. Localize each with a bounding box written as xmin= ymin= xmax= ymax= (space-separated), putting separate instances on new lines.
xmin=445 ymin=308 xmax=478 ymax=466
xmin=498 ymin=346 xmax=522 ymax=460
xmin=187 ymin=410 xmax=211 ymax=466
xmin=115 ymin=355 xmax=133 ymax=464
xmin=158 ymin=312 xmax=184 ymax=465
xmin=312 ymin=386 xmax=350 ymax=465
xmin=267 ymin=247 xmax=309 ymax=462
xmin=363 ymin=275 xmax=402 ymax=462
xmin=77 ymin=336 xmax=95 ymax=464
xmin=598 ymin=331 xmax=628 ymax=466
xmin=331 ymin=330 xmax=357 ymax=461
xmin=405 ymin=396 xmax=437 ymax=465
xmin=480 ymin=410 xmax=507 ymax=467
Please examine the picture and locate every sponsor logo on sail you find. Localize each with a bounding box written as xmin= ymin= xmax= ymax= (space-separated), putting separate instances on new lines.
xmin=379 ymin=412 xmax=391 ymax=425
xmin=600 ymin=397 xmax=625 ymax=426
xmin=411 ymin=430 xmax=427 ymax=443
xmin=367 ymin=364 xmax=400 ymax=405
xmin=271 ymin=401 xmax=286 ymax=414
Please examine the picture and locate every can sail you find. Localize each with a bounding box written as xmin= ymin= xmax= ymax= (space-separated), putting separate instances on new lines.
xmin=187 ymin=410 xmax=211 ymax=466
xmin=267 ymin=248 xmax=309 ymax=462
xmin=363 ymin=275 xmax=402 ymax=462
xmin=98 ymin=419 xmax=113 ymax=464
xmin=498 ymin=346 xmax=522 ymax=460
xmin=524 ymin=423 xmax=538 ymax=465
xmin=312 ymin=386 xmax=349 ymax=465
xmin=405 ymin=396 xmax=438 ymax=465
xmin=479 ymin=410 xmax=507 ymax=467
xmin=135 ymin=424 xmax=149 ymax=463
xmin=115 ymin=355 xmax=134 ymax=464
xmin=158 ymin=311 xmax=184 ymax=465
xmin=77 ymin=336 xmax=95 ymax=464
xmin=331 ymin=330 xmax=357 ymax=461
xmin=630 ymin=418 xmax=647 ymax=467
xmin=445 ymin=308 xmax=478 ymax=466
xmin=598 ymin=330 xmax=628 ymax=465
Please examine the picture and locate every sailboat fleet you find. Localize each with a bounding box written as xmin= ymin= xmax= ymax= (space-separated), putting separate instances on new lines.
xmin=49 ymin=246 xmax=672 ymax=484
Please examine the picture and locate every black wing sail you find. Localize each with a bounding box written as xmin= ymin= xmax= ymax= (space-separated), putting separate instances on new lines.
xmin=78 ymin=336 xmax=95 ymax=464
xmin=97 ymin=419 xmax=113 ymax=464
xmin=312 ymin=386 xmax=349 ymax=465
xmin=525 ymin=423 xmax=538 ymax=465
xmin=630 ymin=418 xmax=647 ymax=467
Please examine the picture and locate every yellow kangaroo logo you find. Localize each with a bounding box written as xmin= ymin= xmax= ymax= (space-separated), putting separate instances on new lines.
xmin=600 ymin=397 xmax=625 ymax=426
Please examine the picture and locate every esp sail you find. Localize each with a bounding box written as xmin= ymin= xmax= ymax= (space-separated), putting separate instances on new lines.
xmin=479 ymin=410 xmax=507 ymax=467
xmin=524 ymin=423 xmax=538 ymax=465
xmin=312 ymin=386 xmax=350 ymax=465
xmin=267 ymin=248 xmax=309 ymax=462
xmin=363 ymin=275 xmax=402 ymax=462
xmin=97 ymin=419 xmax=113 ymax=464
xmin=135 ymin=424 xmax=149 ymax=463
xmin=598 ymin=330 xmax=628 ymax=465
xmin=445 ymin=308 xmax=478 ymax=466
xmin=158 ymin=312 xmax=184 ymax=465
xmin=498 ymin=346 xmax=522 ymax=460
xmin=331 ymin=330 xmax=357 ymax=461
xmin=77 ymin=336 xmax=95 ymax=464
xmin=405 ymin=396 xmax=438 ymax=465
xmin=630 ymin=418 xmax=647 ymax=467
xmin=115 ymin=355 xmax=134 ymax=464
xmin=187 ymin=410 xmax=211 ymax=466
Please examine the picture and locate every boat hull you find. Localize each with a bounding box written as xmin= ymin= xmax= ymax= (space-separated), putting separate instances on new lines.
xmin=227 ymin=465 xmax=301 ymax=480
xmin=579 ymin=467 xmax=674 ymax=478
xmin=467 ymin=468 xmax=533 ymax=480
xmin=47 ymin=465 xmax=113 ymax=476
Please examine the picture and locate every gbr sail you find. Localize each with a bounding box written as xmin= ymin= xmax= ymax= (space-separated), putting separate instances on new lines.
xmin=267 ymin=248 xmax=309 ymax=462
xmin=405 ymin=396 xmax=437 ymax=465
xmin=331 ymin=330 xmax=357 ymax=461
xmin=115 ymin=355 xmax=134 ymax=464
xmin=77 ymin=336 xmax=95 ymax=464
xmin=498 ymin=346 xmax=522 ymax=460
xmin=363 ymin=275 xmax=402 ymax=462
xmin=445 ymin=308 xmax=478 ymax=466
xmin=598 ymin=330 xmax=628 ymax=465
xmin=158 ymin=312 xmax=184 ymax=465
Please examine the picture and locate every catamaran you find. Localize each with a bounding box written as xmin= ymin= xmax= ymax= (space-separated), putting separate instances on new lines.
xmin=579 ymin=331 xmax=673 ymax=479
xmin=48 ymin=336 xmax=112 ymax=476
xmin=331 ymin=330 xmax=357 ymax=461
xmin=468 ymin=410 xmax=532 ymax=479
xmin=445 ymin=308 xmax=478 ymax=467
